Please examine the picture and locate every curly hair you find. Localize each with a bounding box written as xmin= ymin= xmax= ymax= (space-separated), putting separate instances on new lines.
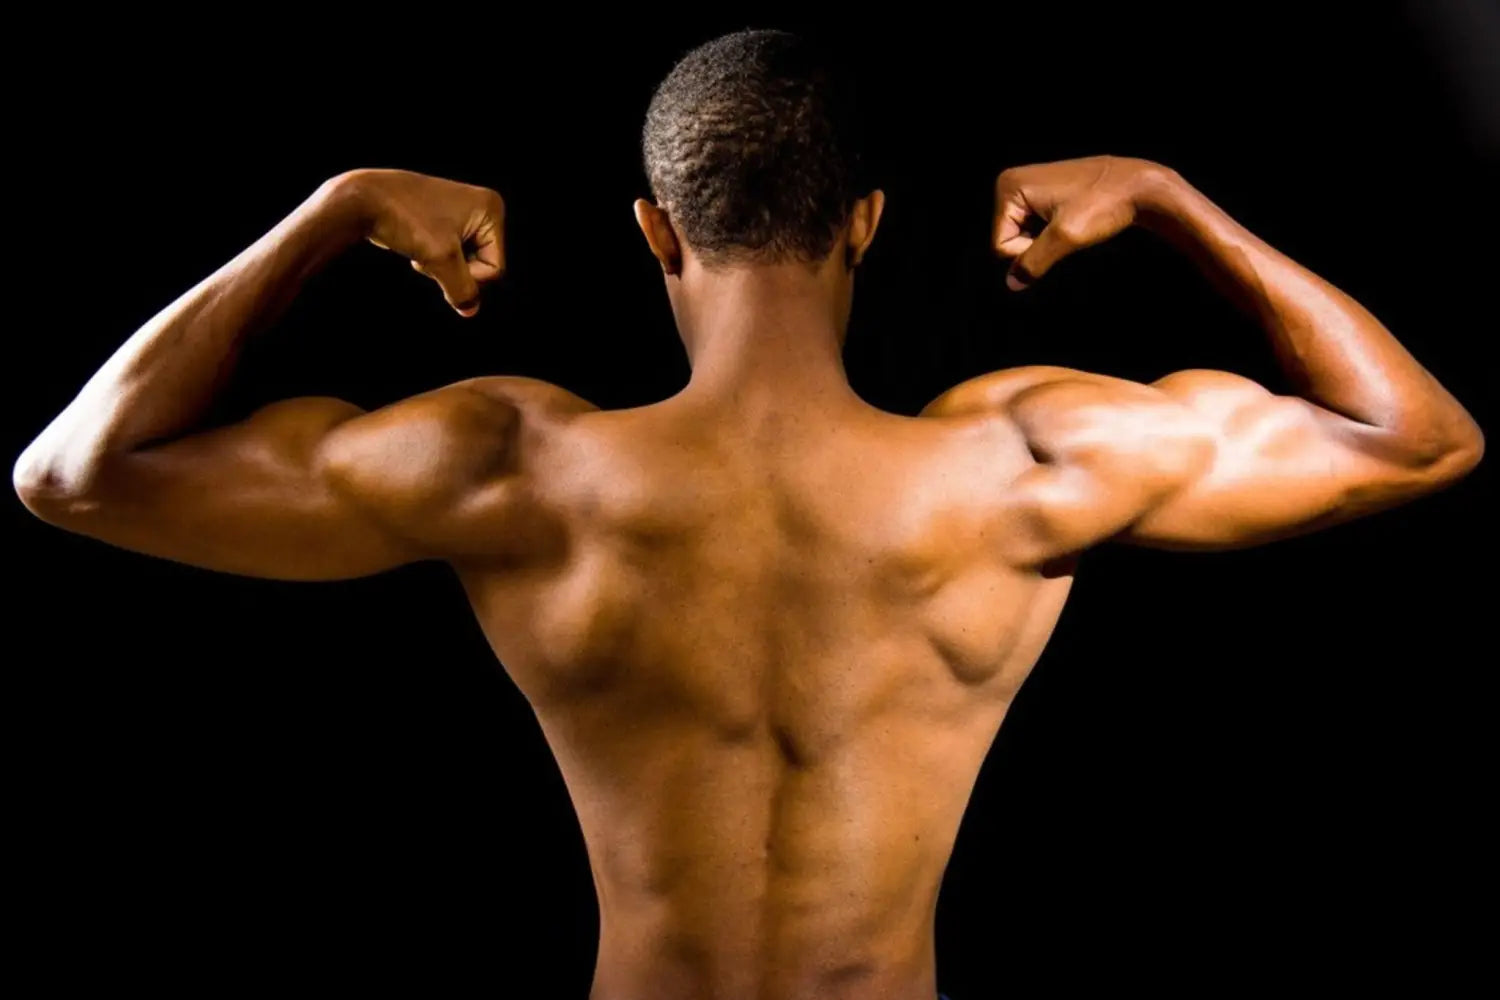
xmin=642 ymin=29 xmax=866 ymax=267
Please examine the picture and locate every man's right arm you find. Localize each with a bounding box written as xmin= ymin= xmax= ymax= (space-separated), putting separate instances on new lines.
xmin=930 ymin=157 xmax=1483 ymax=563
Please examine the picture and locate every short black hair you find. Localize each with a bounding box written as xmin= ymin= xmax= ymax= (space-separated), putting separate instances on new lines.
xmin=642 ymin=29 xmax=865 ymax=267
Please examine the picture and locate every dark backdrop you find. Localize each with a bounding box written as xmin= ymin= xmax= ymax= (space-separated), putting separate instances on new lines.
xmin=9 ymin=5 xmax=1495 ymax=995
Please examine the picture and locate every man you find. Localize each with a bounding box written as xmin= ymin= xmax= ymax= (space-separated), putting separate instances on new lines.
xmin=13 ymin=27 xmax=1482 ymax=1000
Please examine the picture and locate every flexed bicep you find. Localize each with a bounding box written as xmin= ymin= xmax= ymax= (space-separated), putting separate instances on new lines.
xmin=17 ymin=397 xmax=419 ymax=580
xmin=976 ymin=156 xmax=1480 ymax=558
xmin=925 ymin=367 xmax=1215 ymax=566
xmin=989 ymin=367 xmax=1474 ymax=559
xmin=17 ymin=383 xmax=523 ymax=581
xmin=13 ymin=167 xmax=526 ymax=580
xmin=992 ymin=373 xmax=1216 ymax=564
xmin=1121 ymin=371 xmax=1464 ymax=550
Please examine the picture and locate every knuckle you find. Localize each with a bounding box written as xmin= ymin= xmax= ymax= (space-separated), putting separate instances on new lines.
xmin=412 ymin=236 xmax=448 ymax=262
xmin=1053 ymin=217 xmax=1088 ymax=246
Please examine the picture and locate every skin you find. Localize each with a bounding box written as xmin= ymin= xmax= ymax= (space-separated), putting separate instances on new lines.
xmin=13 ymin=156 xmax=1483 ymax=1000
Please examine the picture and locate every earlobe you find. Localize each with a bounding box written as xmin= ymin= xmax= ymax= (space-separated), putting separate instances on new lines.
xmin=633 ymin=198 xmax=682 ymax=276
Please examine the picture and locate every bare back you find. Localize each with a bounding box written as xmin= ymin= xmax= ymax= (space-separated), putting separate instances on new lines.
xmin=16 ymin=158 xmax=1481 ymax=1000
xmin=456 ymin=383 xmax=1072 ymax=999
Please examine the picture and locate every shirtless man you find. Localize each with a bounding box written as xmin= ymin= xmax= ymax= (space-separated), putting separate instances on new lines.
xmin=13 ymin=29 xmax=1483 ymax=1000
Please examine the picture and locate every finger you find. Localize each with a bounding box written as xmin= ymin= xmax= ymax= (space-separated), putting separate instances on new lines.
xmin=1007 ymin=222 xmax=1075 ymax=291
xmin=413 ymin=255 xmax=483 ymax=287
xmin=995 ymin=233 xmax=1034 ymax=259
xmin=466 ymin=214 xmax=506 ymax=284
xmin=423 ymin=245 xmax=482 ymax=317
xmin=992 ymin=193 xmax=1030 ymax=254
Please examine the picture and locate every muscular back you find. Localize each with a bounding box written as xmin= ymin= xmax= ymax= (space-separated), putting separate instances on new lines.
xmin=15 ymin=159 xmax=1481 ymax=1000
xmin=19 ymin=346 xmax=1476 ymax=997
xmin=394 ymin=348 xmax=1470 ymax=997
xmin=455 ymin=378 xmax=1071 ymax=998
xmin=20 ymin=349 xmax=1474 ymax=997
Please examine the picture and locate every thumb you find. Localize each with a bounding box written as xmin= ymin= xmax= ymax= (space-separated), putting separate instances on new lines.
xmin=421 ymin=246 xmax=482 ymax=317
xmin=1006 ymin=222 xmax=1074 ymax=291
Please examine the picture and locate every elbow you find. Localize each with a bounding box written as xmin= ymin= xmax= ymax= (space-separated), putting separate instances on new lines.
xmin=1445 ymin=417 xmax=1485 ymax=481
xmin=14 ymin=456 xmax=65 ymax=523
xmin=13 ymin=443 xmax=53 ymax=515
xmin=1410 ymin=414 xmax=1485 ymax=489
xmin=12 ymin=445 xmax=101 ymax=526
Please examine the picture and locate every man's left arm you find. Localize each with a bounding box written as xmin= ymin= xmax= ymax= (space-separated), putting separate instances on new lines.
xmin=13 ymin=170 xmax=514 ymax=579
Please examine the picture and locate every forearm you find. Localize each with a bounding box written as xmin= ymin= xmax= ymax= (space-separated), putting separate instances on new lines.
xmin=15 ymin=175 xmax=366 ymax=496
xmin=1135 ymin=167 xmax=1482 ymax=462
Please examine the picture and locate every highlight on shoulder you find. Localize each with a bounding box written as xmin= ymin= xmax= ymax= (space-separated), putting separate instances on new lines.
xmin=455 ymin=375 xmax=601 ymax=418
xmin=921 ymin=366 xmax=1102 ymax=419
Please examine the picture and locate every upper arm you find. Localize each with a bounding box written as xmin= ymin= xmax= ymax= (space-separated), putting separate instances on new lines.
xmin=1122 ymin=369 xmax=1458 ymax=549
xmin=928 ymin=366 xmax=1463 ymax=563
xmin=22 ymin=382 xmax=527 ymax=581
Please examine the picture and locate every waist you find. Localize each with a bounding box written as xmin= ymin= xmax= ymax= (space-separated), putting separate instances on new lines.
xmin=590 ymin=902 xmax=940 ymax=1000
xmin=590 ymin=839 xmax=942 ymax=990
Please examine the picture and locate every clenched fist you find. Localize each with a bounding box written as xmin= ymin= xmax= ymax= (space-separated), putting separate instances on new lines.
xmin=331 ymin=168 xmax=507 ymax=316
xmin=993 ymin=156 xmax=1172 ymax=291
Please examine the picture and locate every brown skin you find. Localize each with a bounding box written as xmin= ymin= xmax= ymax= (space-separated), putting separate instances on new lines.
xmin=13 ymin=157 xmax=1483 ymax=999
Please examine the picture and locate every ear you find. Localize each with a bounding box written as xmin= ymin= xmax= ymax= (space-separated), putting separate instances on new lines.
xmin=634 ymin=198 xmax=682 ymax=276
xmin=845 ymin=190 xmax=886 ymax=269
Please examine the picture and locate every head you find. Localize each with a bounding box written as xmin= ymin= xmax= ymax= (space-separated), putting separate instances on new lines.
xmin=636 ymin=30 xmax=884 ymax=336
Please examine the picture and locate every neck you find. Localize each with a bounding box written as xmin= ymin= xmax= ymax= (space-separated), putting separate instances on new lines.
xmin=672 ymin=259 xmax=859 ymax=412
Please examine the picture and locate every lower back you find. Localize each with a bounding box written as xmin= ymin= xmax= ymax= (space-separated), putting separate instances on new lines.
xmin=527 ymin=628 xmax=1022 ymax=999
xmin=568 ymin=708 xmax=984 ymax=1000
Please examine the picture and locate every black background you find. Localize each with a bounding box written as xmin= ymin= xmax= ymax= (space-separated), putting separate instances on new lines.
xmin=9 ymin=5 xmax=1495 ymax=995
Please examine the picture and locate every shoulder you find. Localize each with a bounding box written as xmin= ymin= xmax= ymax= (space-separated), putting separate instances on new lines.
xmin=316 ymin=376 xmax=595 ymax=516
xmin=365 ymin=375 xmax=598 ymax=431
xmin=452 ymin=375 xmax=601 ymax=420
xmin=338 ymin=376 xmax=596 ymax=446
xmin=920 ymin=366 xmax=1080 ymax=418
xmin=921 ymin=366 xmax=1162 ymax=420
xmin=926 ymin=367 xmax=1220 ymax=478
xmin=1149 ymin=368 xmax=1283 ymax=422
